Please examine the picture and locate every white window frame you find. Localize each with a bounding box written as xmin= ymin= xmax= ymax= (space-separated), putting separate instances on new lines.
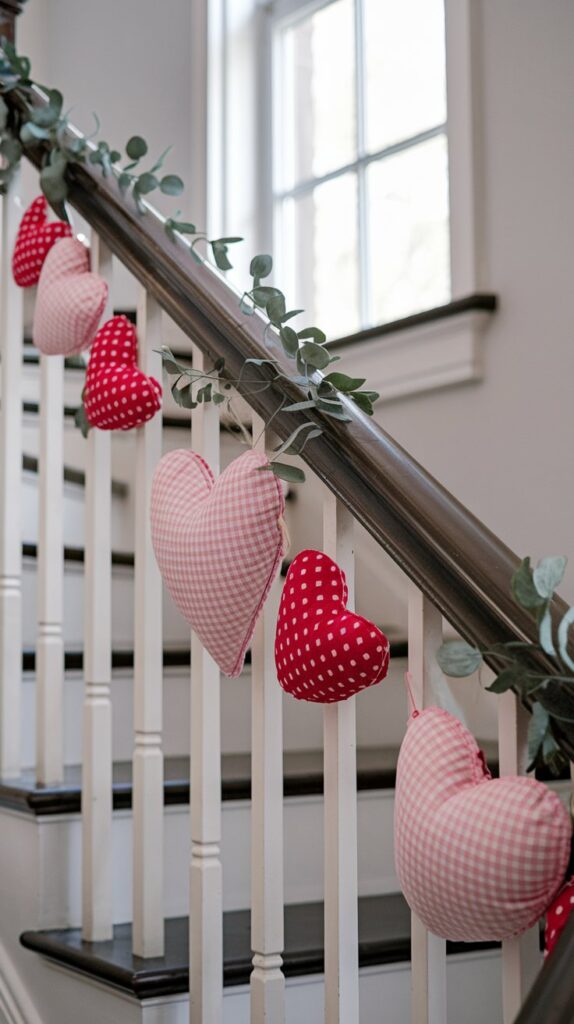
xmin=198 ymin=0 xmax=493 ymax=402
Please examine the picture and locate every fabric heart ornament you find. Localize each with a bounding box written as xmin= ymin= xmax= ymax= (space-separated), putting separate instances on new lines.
xmin=33 ymin=237 xmax=108 ymax=355
xmin=394 ymin=706 xmax=571 ymax=941
xmin=150 ymin=448 xmax=286 ymax=676
xmin=12 ymin=195 xmax=72 ymax=287
xmin=275 ymin=549 xmax=390 ymax=703
xmin=544 ymin=876 xmax=574 ymax=958
xmin=84 ymin=315 xmax=162 ymax=430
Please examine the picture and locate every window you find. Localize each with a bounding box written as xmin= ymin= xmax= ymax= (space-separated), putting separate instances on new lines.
xmin=272 ymin=0 xmax=450 ymax=338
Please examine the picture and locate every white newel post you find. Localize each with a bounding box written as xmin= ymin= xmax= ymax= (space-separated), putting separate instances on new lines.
xmin=0 ymin=176 xmax=23 ymax=778
xmin=190 ymin=343 xmax=222 ymax=1024
xmin=132 ymin=291 xmax=164 ymax=957
xmin=36 ymin=352 xmax=64 ymax=785
xmin=498 ymin=692 xmax=541 ymax=1022
xmin=407 ymin=585 xmax=447 ymax=1024
xmin=250 ymin=413 xmax=285 ymax=1024
xmin=82 ymin=233 xmax=113 ymax=940
xmin=323 ymin=493 xmax=359 ymax=1024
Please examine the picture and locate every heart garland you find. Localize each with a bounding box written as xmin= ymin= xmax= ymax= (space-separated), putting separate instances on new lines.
xmin=12 ymin=195 xmax=72 ymax=287
xmin=150 ymin=448 xmax=286 ymax=676
xmin=84 ymin=315 xmax=162 ymax=430
xmin=275 ymin=549 xmax=390 ymax=703
xmin=33 ymin=237 xmax=108 ymax=356
xmin=394 ymin=706 xmax=571 ymax=941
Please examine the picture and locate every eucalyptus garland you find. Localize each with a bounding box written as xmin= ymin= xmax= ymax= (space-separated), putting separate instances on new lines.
xmin=437 ymin=556 xmax=574 ymax=776
xmin=0 ymin=39 xmax=379 ymax=482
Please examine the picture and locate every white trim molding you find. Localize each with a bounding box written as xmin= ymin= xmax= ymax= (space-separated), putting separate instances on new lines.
xmin=0 ymin=939 xmax=45 ymax=1024
xmin=332 ymin=305 xmax=494 ymax=404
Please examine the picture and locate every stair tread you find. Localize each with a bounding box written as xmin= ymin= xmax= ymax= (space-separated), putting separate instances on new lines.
xmin=0 ymin=741 xmax=500 ymax=815
xmin=19 ymin=893 xmax=499 ymax=997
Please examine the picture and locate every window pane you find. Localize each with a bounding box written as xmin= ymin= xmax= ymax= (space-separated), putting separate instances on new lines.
xmin=367 ymin=134 xmax=450 ymax=324
xmin=280 ymin=173 xmax=359 ymax=338
xmin=364 ymin=0 xmax=446 ymax=153
xmin=278 ymin=0 xmax=356 ymax=190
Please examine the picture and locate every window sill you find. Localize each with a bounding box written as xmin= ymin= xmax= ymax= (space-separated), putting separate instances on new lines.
xmin=328 ymin=295 xmax=497 ymax=403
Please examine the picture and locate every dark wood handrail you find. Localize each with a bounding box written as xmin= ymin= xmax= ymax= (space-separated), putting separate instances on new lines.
xmin=513 ymin=914 xmax=574 ymax=1024
xmin=6 ymin=84 xmax=572 ymax=755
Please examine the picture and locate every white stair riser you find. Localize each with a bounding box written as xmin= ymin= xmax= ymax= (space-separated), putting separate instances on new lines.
xmin=19 ymin=660 xmax=411 ymax=766
xmin=21 ymin=560 xmax=188 ymax=649
xmin=22 ymin=470 xmax=131 ymax=550
xmin=28 ymin=789 xmax=396 ymax=928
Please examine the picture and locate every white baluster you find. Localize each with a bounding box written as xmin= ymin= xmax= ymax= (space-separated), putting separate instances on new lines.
xmin=407 ymin=585 xmax=447 ymax=1024
xmin=323 ymin=493 xmax=359 ymax=1024
xmin=498 ymin=692 xmax=541 ymax=1022
xmin=133 ymin=291 xmax=164 ymax=957
xmin=0 ymin=176 xmax=23 ymax=778
xmin=190 ymin=343 xmax=222 ymax=1024
xmin=250 ymin=413 xmax=285 ymax=1024
xmin=36 ymin=353 xmax=64 ymax=784
xmin=82 ymin=232 xmax=113 ymax=940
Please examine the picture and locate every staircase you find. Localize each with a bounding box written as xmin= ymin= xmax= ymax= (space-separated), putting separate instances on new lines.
xmin=0 ymin=15 xmax=572 ymax=1024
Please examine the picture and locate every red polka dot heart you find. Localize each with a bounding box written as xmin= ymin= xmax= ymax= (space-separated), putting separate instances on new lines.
xmin=84 ymin=314 xmax=162 ymax=431
xmin=275 ymin=549 xmax=390 ymax=703
xmin=12 ymin=195 xmax=72 ymax=288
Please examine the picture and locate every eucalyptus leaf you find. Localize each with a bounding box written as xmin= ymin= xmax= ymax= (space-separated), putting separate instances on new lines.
xmin=171 ymin=380 xmax=196 ymax=409
xmin=160 ymin=174 xmax=184 ymax=196
xmin=250 ymin=254 xmax=272 ymax=279
xmin=279 ymin=325 xmax=299 ymax=357
xmin=259 ymin=462 xmax=305 ymax=483
xmin=39 ymin=162 xmax=68 ymax=203
xmin=273 ymin=421 xmax=320 ymax=458
xmin=74 ymin=403 xmax=91 ymax=439
xmin=350 ymin=392 xmax=374 ymax=415
xmin=298 ymin=326 xmax=327 ymax=345
xmin=527 ymin=703 xmax=550 ymax=765
xmin=512 ymin=557 xmax=546 ymax=609
xmin=211 ymin=241 xmax=232 ymax=271
xmin=196 ymin=383 xmax=212 ymax=404
xmin=0 ymin=136 xmax=21 ymax=162
xmin=436 ymin=640 xmax=483 ymax=677
xmin=118 ymin=172 xmax=131 ymax=194
xmin=537 ymin=679 xmax=574 ymax=722
xmin=267 ymin=294 xmax=286 ymax=324
xmin=0 ymin=96 xmax=7 ymax=130
xmin=299 ymin=341 xmax=330 ymax=370
xmin=323 ymin=372 xmax=366 ymax=392
xmin=486 ymin=664 xmax=525 ymax=694
xmin=539 ymin=604 xmax=556 ymax=656
xmin=126 ymin=135 xmax=148 ymax=160
xmin=533 ymin=555 xmax=567 ymax=599
xmin=252 ymin=286 xmax=282 ymax=308
xmin=282 ymin=399 xmax=317 ymax=413
xmin=279 ymin=308 xmax=304 ymax=324
xmin=213 ymin=392 xmax=225 ymax=405
xmin=135 ymin=172 xmax=158 ymax=194
xmin=20 ymin=121 xmax=50 ymax=144
xmin=557 ymin=606 xmax=574 ymax=671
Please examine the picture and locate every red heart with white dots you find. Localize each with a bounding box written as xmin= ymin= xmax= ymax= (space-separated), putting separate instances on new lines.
xmin=12 ymin=195 xmax=72 ymax=287
xmin=84 ymin=315 xmax=162 ymax=431
xmin=275 ymin=549 xmax=390 ymax=703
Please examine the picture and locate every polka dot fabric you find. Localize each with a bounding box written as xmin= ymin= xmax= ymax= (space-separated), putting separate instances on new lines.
xmin=275 ymin=549 xmax=390 ymax=703
xmin=33 ymin=237 xmax=108 ymax=356
xmin=395 ymin=706 xmax=571 ymax=942
xmin=544 ymin=877 xmax=574 ymax=958
xmin=84 ymin=315 xmax=162 ymax=431
xmin=12 ymin=195 xmax=72 ymax=287
xmin=150 ymin=448 xmax=286 ymax=677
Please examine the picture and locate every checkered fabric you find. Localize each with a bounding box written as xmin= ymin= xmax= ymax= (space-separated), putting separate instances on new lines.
xmin=275 ymin=549 xmax=390 ymax=703
xmin=84 ymin=315 xmax=162 ymax=431
xmin=394 ymin=706 xmax=571 ymax=941
xmin=150 ymin=448 xmax=285 ymax=677
xmin=33 ymin=238 xmax=108 ymax=355
xmin=12 ymin=196 xmax=72 ymax=287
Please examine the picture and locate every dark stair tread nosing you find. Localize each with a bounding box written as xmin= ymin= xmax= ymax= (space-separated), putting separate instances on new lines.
xmin=0 ymin=737 xmax=497 ymax=816
xmin=19 ymin=894 xmax=499 ymax=998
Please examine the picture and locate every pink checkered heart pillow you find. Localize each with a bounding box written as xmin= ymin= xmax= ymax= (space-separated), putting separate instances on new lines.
xmin=12 ymin=196 xmax=72 ymax=287
xmin=150 ymin=448 xmax=286 ymax=676
xmin=394 ymin=706 xmax=571 ymax=941
xmin=33 ymin=238 xmax=108 ymax=355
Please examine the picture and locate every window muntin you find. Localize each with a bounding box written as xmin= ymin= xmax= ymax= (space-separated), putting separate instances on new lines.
xmin=273 ymin=0 xmax=449 ymax=335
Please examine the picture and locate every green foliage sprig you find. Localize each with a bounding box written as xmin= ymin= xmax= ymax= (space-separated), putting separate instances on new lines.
xmin=437 ymin=556 xmax=574 ymax=775
xmin=0 ymin=40 xmax=380 ymax=477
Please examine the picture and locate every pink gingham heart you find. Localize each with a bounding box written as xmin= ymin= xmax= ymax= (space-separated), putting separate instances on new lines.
xmin=150 ymin=448 xmax=286 ymax=676
xmin=33 ymin=237 xmax=108 ymax=356
xmin=394 ymin=706 xmax=571 ymax=941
